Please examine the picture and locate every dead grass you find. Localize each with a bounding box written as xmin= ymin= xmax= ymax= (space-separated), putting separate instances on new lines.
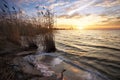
xmin=0 ymin=0 xmax=56 ymax=52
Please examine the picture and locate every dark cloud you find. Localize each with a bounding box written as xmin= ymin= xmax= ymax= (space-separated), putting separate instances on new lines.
xmin=116 ymin=16 xmax=120 ymax=19
xmin=99 ymin=20 xmax=120 ymax=27
xmin=58 ymin=13 xmax=83 ymax=19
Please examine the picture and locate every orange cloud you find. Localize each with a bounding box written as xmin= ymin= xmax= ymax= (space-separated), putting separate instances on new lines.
xmin=57 ymin=14 xmax=120 ymax=30
xmin=95 ymin=0 xmax=120 ymax=7
xmin=58 ymin=13 xmax=83 ymax=19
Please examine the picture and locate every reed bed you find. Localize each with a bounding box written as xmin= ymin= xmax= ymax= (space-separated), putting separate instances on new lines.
xmin=0 ymin=1 xmax=57 ymax=80
xmin=0 ymin=56 xmax=16 ymax=80
xmin=0 ymin=0 xmax=56 ymax=52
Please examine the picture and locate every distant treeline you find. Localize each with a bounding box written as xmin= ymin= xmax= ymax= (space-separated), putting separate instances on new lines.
xmin=53 ymin=28 xmax=77 ymax=30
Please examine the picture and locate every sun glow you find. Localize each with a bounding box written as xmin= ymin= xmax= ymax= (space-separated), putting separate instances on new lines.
xmin=77 ymin=25 xmax=84 ymax=30
xmin=57 ymin=15 xmax=106 ymax=30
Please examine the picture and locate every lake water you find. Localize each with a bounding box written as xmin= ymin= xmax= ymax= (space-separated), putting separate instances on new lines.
xmin=55 ymin=30 xmax=120 ymax=80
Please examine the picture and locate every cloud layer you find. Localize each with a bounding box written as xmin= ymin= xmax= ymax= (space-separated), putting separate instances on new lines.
xmin=9 ymin=0 xmax=120 ymax=29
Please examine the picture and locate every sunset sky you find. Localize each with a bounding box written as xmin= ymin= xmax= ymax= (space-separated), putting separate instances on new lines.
xmin=2 ymin=0 xmax=120 ymax=29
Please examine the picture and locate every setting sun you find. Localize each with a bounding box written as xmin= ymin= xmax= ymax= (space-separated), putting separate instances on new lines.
xmin=77 ymin=25 xmax=84 ymax=30
xmin=56 ymin=14 xmax=105 ymax=30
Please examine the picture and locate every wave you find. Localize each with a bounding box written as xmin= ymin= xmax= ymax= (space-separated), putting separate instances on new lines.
xmin=55 ymin=30 xmax=120 ymax=80
xmin=76 ymin=43 xmax=120 ymax=51
xmin=55 ymin=49 xmax=120 ymax=80
xmin=36 ymin=52 xmax=110 ymax=80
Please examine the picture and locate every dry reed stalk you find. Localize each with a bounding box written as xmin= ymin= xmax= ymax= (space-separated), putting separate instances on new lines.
xmin=0 ymin=0 xmax=56 ymax=52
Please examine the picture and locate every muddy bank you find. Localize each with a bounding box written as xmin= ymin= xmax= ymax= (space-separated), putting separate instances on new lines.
xmin=0 ymin=52 xmax=65 ymax=80
xmin=0 ymin=38 xmax=108 ymax=80
xmin=0 ymin=37 xmax=58 ymax=80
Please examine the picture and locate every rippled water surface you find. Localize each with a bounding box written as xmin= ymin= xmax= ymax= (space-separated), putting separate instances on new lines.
xmin=55 ymin=30 xmax=120 ymax=80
